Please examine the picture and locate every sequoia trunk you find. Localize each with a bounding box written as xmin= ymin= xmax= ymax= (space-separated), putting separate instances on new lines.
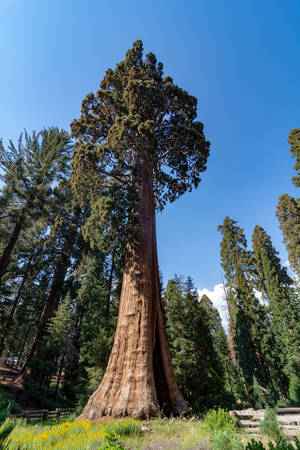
xmin=78 ymin=164 xmax=188 ymax=419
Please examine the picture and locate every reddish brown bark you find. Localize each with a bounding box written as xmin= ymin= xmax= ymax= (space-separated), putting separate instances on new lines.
xmin=78 ymin=164 xmax=188 ymax=419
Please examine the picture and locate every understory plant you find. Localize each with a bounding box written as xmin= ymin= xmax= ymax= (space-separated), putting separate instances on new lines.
xmin=203 ymin=408 xmax=236 ymax=434
xmin=211 ymin=429 xmax=243 ymax=450
xmin=0 ymin=408 xmax=15 ymax=449
xmin=259 ymin=408 xmax=283 ymax=439
xmin=246 ymin=436 xmax=300 ymax=449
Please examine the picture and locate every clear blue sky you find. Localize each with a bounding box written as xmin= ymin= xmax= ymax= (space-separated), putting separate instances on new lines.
xmin=1 ymin=0 xmax=299 ymax=291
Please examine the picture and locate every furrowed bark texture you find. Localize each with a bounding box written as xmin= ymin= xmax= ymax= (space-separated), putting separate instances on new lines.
xmin=78 ymin=165 xmax=188 ymax=420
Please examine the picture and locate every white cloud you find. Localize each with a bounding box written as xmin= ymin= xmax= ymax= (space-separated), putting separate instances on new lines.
xmin=198 ymin=283 xmax=229 ymax=333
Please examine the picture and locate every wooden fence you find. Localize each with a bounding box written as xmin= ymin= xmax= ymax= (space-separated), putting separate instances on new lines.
xmin=230 ymin=407 xmax=300 ymax=437
xmin=10 ymin=408 xmax=74 ymax=422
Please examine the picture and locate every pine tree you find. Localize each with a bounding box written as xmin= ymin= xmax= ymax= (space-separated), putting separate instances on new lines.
xmin=164 ymin=277 xmax=225 ymax=412
xmin=252 ymin=225 xmax=292 ymax=296
xmin=288 ymin=128 xmax=300 ymax=188
xmin=200 ymin=294 xmax=238 ymax=397
xmin=276 ymin=194 xmax=300 ymax=277
xmin=76 ymin=251 xmax=119 ymax=393
xmin=71 ymin=41 xmax=210 ymax=419
xmin=218 ymin=217 xmax=271 ymax=390
xmin=18 ymin=181 xmax=83 ymax=383
xmin=217 ymin=217 xmax=255 ymax=358
xmin=0 ymin=128 xmax=72 ymax=281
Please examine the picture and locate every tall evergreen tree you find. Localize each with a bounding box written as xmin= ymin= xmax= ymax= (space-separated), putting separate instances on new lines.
xmin=71 ymin=41 xmax=210 ymax=419
xmin=217 ymin=217 xmax=255 ymax=357
xmin=200 ymin=294 xmax=238 ymax=396
xmin=0 ymin=128 xmax=72 ymax=281
xmin=252 ymin=225 xmax=292 ymax=296
xmin=276 ymin=194 xmax=300 ymax=277
xmin=18 ymin=181 xmax=83 ymax=383
xmin=164 ymin=277 xmax=225 ymax=411
xmin=288 ymin=128 xmax=300 ymax=188
xmin=218 ymin=217 xmax=271 ymax=389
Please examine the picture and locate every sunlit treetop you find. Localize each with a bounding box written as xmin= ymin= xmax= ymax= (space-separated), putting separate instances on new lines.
xmin=288 ymin=128 xmax=300 ymax=188
xmin=71 ymin=41 xmax=210 ymax=247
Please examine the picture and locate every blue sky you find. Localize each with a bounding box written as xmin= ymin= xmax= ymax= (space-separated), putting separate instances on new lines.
xmin=1 ymin=0 xmax=299 ymax=298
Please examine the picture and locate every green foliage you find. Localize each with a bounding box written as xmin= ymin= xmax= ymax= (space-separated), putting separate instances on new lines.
xmin=164 ymin=277 xmax=226 ymax=411
xmin=276 ymin=194 xmax=300 ymax=278
xmin=202 ymin=408 xmax=235 ymax=435
xmin=106 ymin=421 xmax=141 ymax=437
xmin=218 ymin=217 xmax=270 ymax=391
xmin=288 ymin=357 xmax=300 ymax=404
xmin=0 ymin=406 xmax=15 ymax=449
xmin=253 ymin=376 xmax=267 ymax=409
xmin=259 ymin=408 xmax=282 ymax=439
xmin=246 ymin=440 xmax=265 ymax=450
xmin=0 ymin=128 xmax=72 ymax=278
xmin=288 ymin=128 xmax=300 ymax=188
xmin=71 ymin=40 xmax=210 ymax=248
xmin=99 ymin=431 xmax=126 ymax=449
xmin=0 ymin=388 xmax=20 ymax=414
xmin=246 ymin=436 xmax=300 ymax=450
xmin=211 ymin=429 xmax=243 ymax=450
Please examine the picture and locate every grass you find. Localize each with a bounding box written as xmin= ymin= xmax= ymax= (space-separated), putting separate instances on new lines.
xmin=3 ymin=412 xmax=300 ymax=449
xmin=7 ymin=418 xmax=141 ymax=449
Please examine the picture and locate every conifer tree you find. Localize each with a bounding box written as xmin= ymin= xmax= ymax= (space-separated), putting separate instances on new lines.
xmin=71 ymin=41 xmax=210 ymax=418
xmin=252 ymin=225 xmax=292 ymax=296
xmin=200 ymin=294 xmax=238 ymax=396
xmin=164 ymin=277 xmax=225 ymax=411
xmin=288 ymin=128 xmax=300 ymax=188
xmin=218 ymin=217 xmax=271 ymax=389
xmin=217 ymin=217 xmax=254 ymax=357
xmin=276 ymin=194 xmax=300 ymax=277
xmin=18 ymin=181 xmax=83 ymax=383
xmin=0 ymin=128 xmax=72 ymax=281
xmin=76 ymin=251 xmax=119 ymax=393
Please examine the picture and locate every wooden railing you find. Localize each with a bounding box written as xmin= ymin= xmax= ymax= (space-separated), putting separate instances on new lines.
xmin=10 ymin=408 xmax=74 ymax=421
xmin=230 ymin=407 xmax=300 ymax=437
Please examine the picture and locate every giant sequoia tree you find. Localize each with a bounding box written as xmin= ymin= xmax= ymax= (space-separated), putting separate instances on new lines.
xmin=71 ymin=41 xmax=210 ymax=419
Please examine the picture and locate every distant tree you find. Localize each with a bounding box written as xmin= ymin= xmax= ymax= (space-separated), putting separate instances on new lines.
xmin=252 ymin=225 xmax=292 ymax=296
xmin=218 ymin=217 xmax=272 ymax=390
xmin=71 ymin=40 xmax=210 ymax=418
xmin=18 ymin=181 xmax=83 ymax=383
xmin=217 ymin=217 xmax=255 ymax=358
xmin=0 ymin=128 xmax=71 ymax=281
xmin=288 ymin=128 xmax=300 ymax=188
xmin=76 ymin=251 xmax=119 ymax=393
xmin=276 ymin=194 xmax=300 ymax=277
xmin=164 ymin=277 xmax=225 ymax=411
xmin=200 ymin=294 xmax=239 ymax=397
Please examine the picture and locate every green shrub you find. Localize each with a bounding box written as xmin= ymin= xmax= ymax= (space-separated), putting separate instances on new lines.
xmin=246 ymin=439 xmax=265 ymax=449
xmin=0 ymin=388 xmax=20 ymax=414
xmin=99 ymin=431 xmax=126 ymax=449
xmin=289 ymin=358 xmax=300 ymax=405
xmin=268 ymin=435 xmax=300 ymax=450
xmin=246 ymin=435 xmax=300 ymax=450
xmin=259 ymin=408 xmax=283 ymax=439
xmin=211 ymin=429 xmax=243 ymax=450
xmin=203 ymin=408 xmax=235 ymax=435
